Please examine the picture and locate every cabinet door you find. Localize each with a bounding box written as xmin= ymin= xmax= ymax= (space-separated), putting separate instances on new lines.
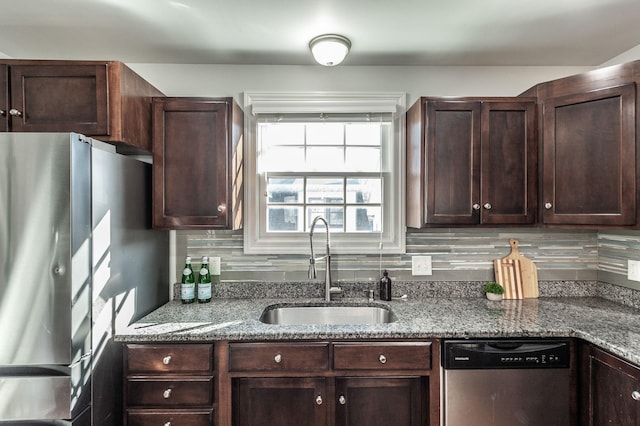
xmin=425 ymin=101 xmax=481 ymax=224
xmin=542 ymin=84 xmax=636 ymax=225
xmin=335 ymin=377 xmax=426 ymax=426
xmin=0 ymin=64 xmax=7 ymax=131
xmin=9 ymin=64 xmax=109 ymax=134
xmin=233 ymin=377 xmax=326 ymax=426
xmin=481 ymin=101 xmax=536 ymax=224
xmin=582 ymin=345 xmax=640 ymax=425
xmin=152 ymin=98 xmax=232 ymax=229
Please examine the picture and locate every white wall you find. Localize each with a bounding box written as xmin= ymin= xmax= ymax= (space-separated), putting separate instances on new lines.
xmin=128 ymin=63 xmax=592 ymax=107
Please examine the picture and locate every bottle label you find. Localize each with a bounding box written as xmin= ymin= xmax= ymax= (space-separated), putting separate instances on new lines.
xmin=181 ymin=283 xmax=195 ymax=299
xmin=200 ymin=268 xmax=209 ymax=275
xmin=198 ymin=283 xmax=212 ymax=299
xmin=183 ymin=268 xmax=192 ymax=276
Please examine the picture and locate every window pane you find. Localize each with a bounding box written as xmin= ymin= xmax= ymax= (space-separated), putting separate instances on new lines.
xmin=306 ymin=147 xmax=344 ymax=171
xmin=346 ymin=123 xmax=382 ymax=146
xmin=268 ymin=178 xmax=303 ymax=203
xmin=346 ymin=206 xmax=381 ymax=232
xmin=268 ymin=206 xmax=303 ymax=232
xmin=307 ymin=207 xmax=344 ymax=232
xmin=345 ymin=147 xmax=380 ymax=172
xmin=261 ymin=123 xmax=304 ymax=145
xmin=307 ymin=123 xmax=343 ymax=145
xmin=346 ymin=178 xmax=382 ymax=203
xmin=307 ymin=178 xmax=344 ymax=204
xmin=261 ymin=146 xmax=305 ymax=171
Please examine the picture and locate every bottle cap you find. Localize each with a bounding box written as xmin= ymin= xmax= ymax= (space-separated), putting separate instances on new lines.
xmin=202 ymin=256 xmax=209 ymax=262
xmin=185 ymin=256 xmax=192 ymax=262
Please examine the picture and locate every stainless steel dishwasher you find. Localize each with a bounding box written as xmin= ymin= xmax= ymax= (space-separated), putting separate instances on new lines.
xmin=442 ymin=339 xmax=571 ymax=426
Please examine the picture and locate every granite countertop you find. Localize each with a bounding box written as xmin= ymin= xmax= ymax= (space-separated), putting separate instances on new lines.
xmin=116 ymin=296 xmax=640 ymax=365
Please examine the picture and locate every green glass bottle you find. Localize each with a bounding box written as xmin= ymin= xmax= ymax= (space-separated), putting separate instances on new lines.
xmin=180 ymin=256 xmax=196 ymax=304
xmin=198 ymin=256 xmax=212 ymax=303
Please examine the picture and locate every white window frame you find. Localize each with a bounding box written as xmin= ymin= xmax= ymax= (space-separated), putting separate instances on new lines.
xmin=243 ymin=91 xmax=406 ymax=255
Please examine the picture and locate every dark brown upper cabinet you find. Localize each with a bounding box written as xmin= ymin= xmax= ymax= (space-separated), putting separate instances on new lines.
xmin=152 ymin=97 xmax=243 ymax=230
xmin=406 ymin=97 xmax=537 ymax=227
xmin=0 ymin=64 xmax=7 ymax=132
xmin=0 ymin=60 xmax=163 ymax=152
xmin=541 ymin=84 xmax=636 ymax=226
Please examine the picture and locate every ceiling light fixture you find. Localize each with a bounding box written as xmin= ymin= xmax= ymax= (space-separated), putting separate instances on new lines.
xmin=309 ymin=34 xmax=351 ymax=66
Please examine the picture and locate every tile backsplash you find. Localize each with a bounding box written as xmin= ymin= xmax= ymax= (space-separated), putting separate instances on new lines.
xmin=175 ymin=228 xmax=600 ymax=283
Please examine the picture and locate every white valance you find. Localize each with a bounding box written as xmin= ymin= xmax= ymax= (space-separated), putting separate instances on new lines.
xmin=245 ymin=91 xmax=406 ymax=115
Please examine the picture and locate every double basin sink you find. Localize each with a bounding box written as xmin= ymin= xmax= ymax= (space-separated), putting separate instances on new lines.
xmin=260 ymin=303 xmax=395 ymax=325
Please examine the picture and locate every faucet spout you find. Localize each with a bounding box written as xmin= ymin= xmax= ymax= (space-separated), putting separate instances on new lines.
xmin=309 ymin=216 xmax=337 ymax=301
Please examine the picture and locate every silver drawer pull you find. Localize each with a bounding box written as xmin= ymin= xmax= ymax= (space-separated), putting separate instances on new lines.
xmin=162 ymin=355 xmax=172 ymax=365
xmin=339 ymin=395 xmax=346 ymax=405
xmin=379 ymin=354 xmax=387 ymax=364
xmin=163 ymin=388 xmax=172 ymax=399
xmin=632 ymin=390 xmax=640 ymax=401
xmin=315 ymin=395 xmax=323 ymax=405
xmin=8 ymin=108 xmax=22 ymax=117
xmin=274 ymin=353 xmax=282 ymax=363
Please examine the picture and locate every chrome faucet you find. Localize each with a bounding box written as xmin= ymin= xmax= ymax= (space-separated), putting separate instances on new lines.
xmin=308 ymin=216 xmax=341 ymax=301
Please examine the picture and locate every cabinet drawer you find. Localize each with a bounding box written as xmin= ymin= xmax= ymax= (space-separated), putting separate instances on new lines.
xmin=127 ymin=377 xmax=214 ymax=407
xmin=333 ymin=342 xmax=431 ymax=370
xmin=229 ymin=342 xmax=330 ymax=372
xmin=126 ymin=344 xmax=213 ymax=374
xmin=127 ymin=409 xmax=213 ymax=426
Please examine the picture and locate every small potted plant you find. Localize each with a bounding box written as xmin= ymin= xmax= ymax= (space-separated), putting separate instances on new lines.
xmin=483 ymin=282 xmax=504 ymax=301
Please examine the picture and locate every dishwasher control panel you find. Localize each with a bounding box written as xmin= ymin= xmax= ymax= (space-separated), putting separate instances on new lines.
xmin=443 ymin=339 xmax=570 ymax=369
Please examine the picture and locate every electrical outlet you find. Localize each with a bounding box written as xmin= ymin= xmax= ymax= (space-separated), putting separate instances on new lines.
xmin=628 ymin=260 xmax=640 ymax=282
xmin=412 ymin=256 xmax=432 ymax=276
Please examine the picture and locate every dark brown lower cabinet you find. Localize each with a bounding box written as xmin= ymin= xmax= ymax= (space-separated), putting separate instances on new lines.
xmin=232 ymin=376 xmax=426 ymax=426
xmin=233 ymin=377 xmax=326 ymax=426
xmin=335 ymin=377 xmax=426 ymax=426
xmin=581 ymin=343 xmax=640 ymax=425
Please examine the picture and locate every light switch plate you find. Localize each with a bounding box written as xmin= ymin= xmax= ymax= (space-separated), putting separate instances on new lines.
xmin=412 ymin=256 xmax=432 ymax=276
xmin=628 ymin=260 xmax=640 ymax=281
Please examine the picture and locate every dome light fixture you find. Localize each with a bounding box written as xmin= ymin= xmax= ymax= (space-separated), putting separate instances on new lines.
xmin=309 ymin=34 xmax=351 ymax=66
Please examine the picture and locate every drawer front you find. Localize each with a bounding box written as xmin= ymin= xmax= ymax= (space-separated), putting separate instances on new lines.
xmin=229 ymin=342 xmax=330 ymax=372
xmin=127 ymin=409 xmax=213 ymax=426
xmin=333 ymin=342 xmax=431 ymax=370
xmin=126 ymin=344 xmax=213 ymax=374
xmin=127 ymin=377 xmax=214 ymax=407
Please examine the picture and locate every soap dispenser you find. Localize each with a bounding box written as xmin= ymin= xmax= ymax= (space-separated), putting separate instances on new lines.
xmin=379 ymin=270 xmax=392 ymax=301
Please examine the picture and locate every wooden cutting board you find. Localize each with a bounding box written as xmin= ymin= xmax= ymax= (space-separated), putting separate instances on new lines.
xmin=501 ymin=239 xmax=539 ymax=298
xmin=494 ymin=258 xmax=523 ymax=299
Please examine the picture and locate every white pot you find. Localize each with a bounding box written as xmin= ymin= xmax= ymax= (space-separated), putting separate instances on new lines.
xmin=486 ymin=292 xmax=503 ymax=301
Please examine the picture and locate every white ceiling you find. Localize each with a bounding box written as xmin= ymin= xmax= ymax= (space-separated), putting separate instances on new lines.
xmin=1 ymin=0 xmax=640 ymax=66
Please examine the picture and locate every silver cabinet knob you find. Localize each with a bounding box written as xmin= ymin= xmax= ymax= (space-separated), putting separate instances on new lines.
xmin=472 ymin=204 xmax=480 ymax=210
xmin=8 ymin=108 xmax=22 ymax=117
xmin=544 ymin=202 xmax=552 ymax=210
xmin=217 ymin=205 xmax=225 ymax=212
xmin=339 ymin=395 xmax=346 ymax=405
xmin=274 ymin=353 xmax=282 ymax=363
xmin=162 ymin=355 xmax=172 ymax=365
xmin=483 ymin=203 xmax=492 ymax=210
xmin=164 ymin=422 xmax=171 ymax=426
xmin=379 ymin=354 xmax=387 ymax=364
xmin=163 ymin=388 xmax=172 ymax=399
xmin=315 ymin=395 xmax=323 ymax=405
xmin=632 ymin=390 xmax=640 ymax=401
xmin=0 ymin=109 xmax=5 ymax=116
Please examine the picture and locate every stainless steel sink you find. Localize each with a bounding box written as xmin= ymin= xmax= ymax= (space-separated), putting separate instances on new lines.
xmin=260 ymin=304 xmax=395 ymax=325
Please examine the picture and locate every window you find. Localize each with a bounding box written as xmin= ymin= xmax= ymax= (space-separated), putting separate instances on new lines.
xmin=244 ymin=92 xmax=406 ymax=254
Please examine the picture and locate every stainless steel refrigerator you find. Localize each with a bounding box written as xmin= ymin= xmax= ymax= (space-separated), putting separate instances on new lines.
xmin=0 ymin=133 xmax=169 ymax=425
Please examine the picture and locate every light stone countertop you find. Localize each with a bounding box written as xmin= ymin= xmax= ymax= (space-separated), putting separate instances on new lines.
xmin=116 ymin=296 xmax=640 ymax=366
